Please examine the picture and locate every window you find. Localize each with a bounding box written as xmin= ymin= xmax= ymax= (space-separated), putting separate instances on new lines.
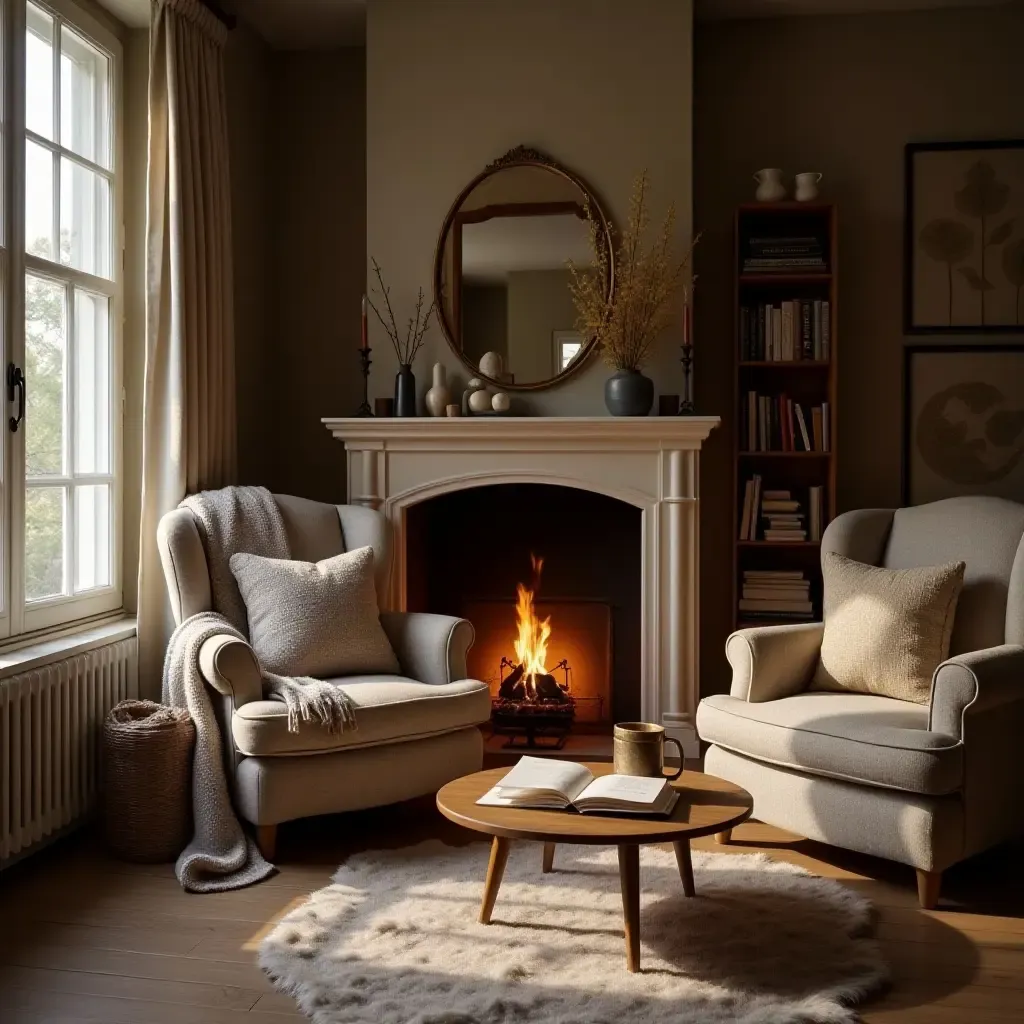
xmin=0 ymin=0 xmax=122 ymax=640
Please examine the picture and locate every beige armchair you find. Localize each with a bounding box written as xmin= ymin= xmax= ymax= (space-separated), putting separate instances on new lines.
xmin=697 ymin=496 xmax=1024 ymax=908
xmin=158 ymin=493 xmax=491 ymax=858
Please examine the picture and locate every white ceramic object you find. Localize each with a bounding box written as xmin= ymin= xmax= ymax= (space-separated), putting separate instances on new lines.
xmin=467 ymin=377 xmax=484 ymax=389
xmin=478 ymin=351 xmax=504 ymax=380
xmin=468 ymin=388 xmax=492 ymax=414
xmin=424 ymin=363 xmax=450 ymax=417
xmin=753 ymin=168 xmax=786 ymax=202
xmin=794 ymin=172 xmax=822 ymax=202
xmin=491 ymin=391 xmax=511 ymax=414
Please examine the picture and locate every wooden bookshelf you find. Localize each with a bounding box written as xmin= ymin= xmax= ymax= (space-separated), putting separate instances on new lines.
xmin=732 ymin=203 xmax=838 ymax=628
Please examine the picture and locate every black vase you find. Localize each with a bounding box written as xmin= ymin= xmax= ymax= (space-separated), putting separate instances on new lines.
xmin=604 ymin=369 xmax=654 ymax=416
xmin=394 ymin=364 xmax=417 ymax=416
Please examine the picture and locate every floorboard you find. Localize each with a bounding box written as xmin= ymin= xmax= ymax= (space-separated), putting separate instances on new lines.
xmin=1 ymin=791 xmax=1022 ymax=1022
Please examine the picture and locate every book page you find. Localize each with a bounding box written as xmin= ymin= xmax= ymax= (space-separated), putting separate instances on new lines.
xmin=494 ymin=756 xmax=594 ymax=801
xmin=575 ymin=774 xmax=667 ymax=806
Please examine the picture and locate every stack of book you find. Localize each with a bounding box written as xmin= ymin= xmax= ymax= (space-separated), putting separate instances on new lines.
xmin=743 ymin=236 xmax=826 ymax=274
xmin=744 ymin=391 xmax=830 ymax=452
xmin=739 ymin=299 xmax=830 ymax=361
xmin=761 ymin=489 xmax=806 ymax=541
xmin=739 ymin=570 xmax=814 ymax=619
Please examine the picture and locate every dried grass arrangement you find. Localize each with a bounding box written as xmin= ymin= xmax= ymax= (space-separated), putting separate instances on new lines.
xmin=367 ymin=257 xmax=437 ymax=367
xmin=570 ymin=171 xmax=698 ymax=372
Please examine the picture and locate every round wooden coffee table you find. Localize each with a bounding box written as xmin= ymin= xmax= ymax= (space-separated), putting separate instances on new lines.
xmin=436 ymin=763 xmax=753 ymax=972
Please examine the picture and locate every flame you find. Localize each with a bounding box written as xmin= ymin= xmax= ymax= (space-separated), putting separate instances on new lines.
xmin=513 ymin=555 xmax=551 ymax=699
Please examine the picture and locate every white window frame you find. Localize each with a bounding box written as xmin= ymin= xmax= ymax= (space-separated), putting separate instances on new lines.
xmin=3 ymin=0 xmax=122 ymax=641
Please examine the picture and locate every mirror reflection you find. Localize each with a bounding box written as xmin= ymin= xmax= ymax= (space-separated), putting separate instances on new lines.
xmin=435 ymin=154 xmax=612 ymax=390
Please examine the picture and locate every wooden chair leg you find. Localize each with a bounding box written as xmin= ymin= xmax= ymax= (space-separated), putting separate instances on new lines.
xmin=542 ymin=842 xmax=556 ymax=873
xmin=916 ymin=868 xmax=941 ymax=910
xmin=714 ymin=829 xmax=732 ymax=845
xmin=255 ymin=824 xmax=277 ymax=861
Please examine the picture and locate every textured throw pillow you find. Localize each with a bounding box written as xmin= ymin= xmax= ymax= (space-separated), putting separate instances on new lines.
xmin=810 ymin=552 xmax=965 ymax=704
xmin=229 ymin=546 xmax=400 ymax=679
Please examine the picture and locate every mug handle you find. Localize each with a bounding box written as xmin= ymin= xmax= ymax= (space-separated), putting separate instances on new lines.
xmin=814 ymin=172 xmax=823 ymax=183
xmin=663 ymin=736 xmax=685 ymax=780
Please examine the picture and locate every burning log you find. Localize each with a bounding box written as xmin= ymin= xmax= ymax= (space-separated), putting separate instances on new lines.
xmin=532 ymin=673 xmax=569 ymax=702
xmin=498 ymin=663 xmax=527 ymax=701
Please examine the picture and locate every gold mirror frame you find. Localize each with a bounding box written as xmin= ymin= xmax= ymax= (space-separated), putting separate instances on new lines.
xmin=432 ymin=145 xmax=615 ymax=391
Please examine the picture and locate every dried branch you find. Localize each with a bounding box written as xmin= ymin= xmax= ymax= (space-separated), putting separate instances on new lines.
xmin=367 ymin=258 xmax=437 ymax=365
xmin=568 ymin=171 xmax=699 ymax=372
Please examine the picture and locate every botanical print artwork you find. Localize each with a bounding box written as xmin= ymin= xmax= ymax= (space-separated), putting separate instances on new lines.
xmin=909 ymin=143 xmax=1024 ymax=330
xmin=905 ymin=347 xmax=1024 ymax=505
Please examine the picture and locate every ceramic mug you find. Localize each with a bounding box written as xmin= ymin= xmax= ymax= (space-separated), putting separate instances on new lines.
xmin=613 ymin=722 xmax=684 ymax=779
xmin=794 ymin=171 xmax=822 ymax=202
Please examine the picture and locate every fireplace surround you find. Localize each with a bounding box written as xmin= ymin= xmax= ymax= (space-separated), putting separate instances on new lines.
xmin=323 ymin=416 xmax=719 ymax=756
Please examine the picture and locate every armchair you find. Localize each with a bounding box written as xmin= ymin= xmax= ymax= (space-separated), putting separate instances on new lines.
xmin=157 ymin=493 xmax=490 ymax=858
xmin=697 ymin=496 xmax=1024 ymax=908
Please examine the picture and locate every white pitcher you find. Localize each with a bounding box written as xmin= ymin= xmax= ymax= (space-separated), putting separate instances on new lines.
xmin=794 ymin=172 xmax=822 ymax=202
xmin=753 ymin=168 xmax=786 ymax=202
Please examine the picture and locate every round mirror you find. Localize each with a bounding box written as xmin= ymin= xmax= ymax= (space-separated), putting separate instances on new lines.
xmin=433 ymin=146 xmax=613 ymax=391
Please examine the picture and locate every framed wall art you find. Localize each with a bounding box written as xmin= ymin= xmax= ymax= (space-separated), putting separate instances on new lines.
xmin=905 ymin=140 xmax=1024 ymax=333
xmin=902 ymin=344 xmax=1024 ymax=506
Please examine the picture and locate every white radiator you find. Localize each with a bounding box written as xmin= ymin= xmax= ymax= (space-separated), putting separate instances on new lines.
xmin=1 ymin=636 xmax=138 ymax=868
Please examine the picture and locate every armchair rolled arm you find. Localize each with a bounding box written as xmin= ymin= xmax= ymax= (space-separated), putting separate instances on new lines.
xmin=198 ymin=633 xmax=263 ymax=708
xmin=930 ymin=644 xmax=1024 ymax=740
xmin=379 ymin=612 xmax=475 ymax=687
xmin=726 ymin=621 xmax=824 ymax=702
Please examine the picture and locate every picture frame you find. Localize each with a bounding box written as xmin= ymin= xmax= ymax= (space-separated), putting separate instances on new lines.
xmin=904 ymin=140 xmax=1024 ymax=333
xmin=902 ymin=344 xmax=1024 ymax=506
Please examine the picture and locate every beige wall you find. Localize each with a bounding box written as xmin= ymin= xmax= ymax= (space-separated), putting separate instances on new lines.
xmin=227 ymin=39 xmax=366 ymax=501
xmin=366 ymin=0 xmax=694 ymax=414
xmin=694 ymin=5 xmax=1024 ymax=697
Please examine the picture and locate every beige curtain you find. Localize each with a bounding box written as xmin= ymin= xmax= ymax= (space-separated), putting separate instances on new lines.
xmin=138 ymin=0 xmax=236 ymax=692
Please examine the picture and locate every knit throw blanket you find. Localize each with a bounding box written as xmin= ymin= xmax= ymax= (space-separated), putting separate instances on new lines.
xmin=163 ymin=486 xmax=356 ymax=892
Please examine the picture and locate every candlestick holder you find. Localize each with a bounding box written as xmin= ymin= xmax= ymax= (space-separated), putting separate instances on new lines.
xmin=355 ymin=347 xmax=373 ymax=417
xmin=679 ymin=343 xmax=694 ymax=414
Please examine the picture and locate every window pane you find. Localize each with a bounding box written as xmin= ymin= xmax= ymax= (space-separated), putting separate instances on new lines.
xmin=74 ymin=484 xmax=110 ymax=592
xmin=26 ymin=139 xmax=54 ymax=260
xmin=74 ymin=290 xmax=110 ymax=474
xmin=26 ymin=486 xmax=66 ymax=601
xmin=61 ymin=26 xmax=111 ymax=168
xmin=26 ymin=3 xmax=54 ymax=141
xmin=60 ymin=157 xmax=111 ymax=277
xmin=25 ymin=273 xmax=66 ymax=476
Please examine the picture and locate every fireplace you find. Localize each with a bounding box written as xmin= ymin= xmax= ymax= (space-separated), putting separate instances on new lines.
xmin=405 ymin=483 xmax=641 ymax=739
xmin=324 ymin=415 xmax=720 ymax=756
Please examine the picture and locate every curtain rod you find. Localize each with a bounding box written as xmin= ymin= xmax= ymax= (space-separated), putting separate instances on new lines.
xmin=199 ymin=0 xmax=237 ymax=30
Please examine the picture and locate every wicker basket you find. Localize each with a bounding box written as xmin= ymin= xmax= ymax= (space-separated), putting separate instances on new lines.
xmin=102 ymin=700 xmax=195 ymax=863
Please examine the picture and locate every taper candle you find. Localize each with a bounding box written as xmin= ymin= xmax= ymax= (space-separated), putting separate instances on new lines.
xmin=361 ymin=294 xmax=368 ymax=350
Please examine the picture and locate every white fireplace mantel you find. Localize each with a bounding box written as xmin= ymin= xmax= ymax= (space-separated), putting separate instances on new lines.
xmin=323 ymin=416 xmax=720 ymax=756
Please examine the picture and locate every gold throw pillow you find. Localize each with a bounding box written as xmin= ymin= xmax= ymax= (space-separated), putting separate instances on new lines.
xmin=811 ymin=552 xmax=965 ymax=704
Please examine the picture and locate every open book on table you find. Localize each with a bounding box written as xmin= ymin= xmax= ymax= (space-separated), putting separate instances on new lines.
xmin=477 ymin=756 xmax=679 ymax=816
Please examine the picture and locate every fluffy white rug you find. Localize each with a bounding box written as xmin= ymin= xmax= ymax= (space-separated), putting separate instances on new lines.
xmin=260 ymin=841 xmax=887 ymax=1024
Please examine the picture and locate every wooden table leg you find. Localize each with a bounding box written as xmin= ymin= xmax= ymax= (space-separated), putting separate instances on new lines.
xmin=673 ymin=839 xmax=695 ymax=897
xmin=617 ymin=844 xmax=641 ymax=973
xmin=542 ymin=842 xmax=556 ymax=873
xmin=479 ymin=837 xmax=511 ymax=924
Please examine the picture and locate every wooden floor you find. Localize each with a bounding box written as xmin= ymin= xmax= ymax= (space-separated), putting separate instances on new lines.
xmin=2 ymin=792 xmax=1024 ymax=1022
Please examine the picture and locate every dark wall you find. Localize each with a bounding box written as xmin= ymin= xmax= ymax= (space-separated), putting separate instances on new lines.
xmin=406 ymin=484 xmax=642 ymax=723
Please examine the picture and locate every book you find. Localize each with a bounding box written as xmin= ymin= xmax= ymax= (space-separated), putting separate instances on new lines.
xmin=739 ymin=598 xmax=814 ymax=614
xmin=740 ymin=479 xmax=754 ymax=541
xmin=795 ymin=404 xmax=812 ymax=451
xmin=476 ymin=757 xmax=679 ymax=816
xmin=762 ymin=489 xmax=791 ymax=500
xmin=812 ymin=407 xmax=824 ymax=452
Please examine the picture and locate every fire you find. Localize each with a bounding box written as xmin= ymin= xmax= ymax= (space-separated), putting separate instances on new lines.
xmin=513 ymin=555 xmax=551 ymax=699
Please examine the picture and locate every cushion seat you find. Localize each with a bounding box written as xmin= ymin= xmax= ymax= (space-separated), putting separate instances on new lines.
xmin=232 ymin=676 xmax=491 ymax=757
xmin=697 ymin=691 xmax=963 ymax=796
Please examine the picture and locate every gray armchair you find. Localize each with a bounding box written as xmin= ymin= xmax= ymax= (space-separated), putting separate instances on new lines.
xmin=697 ymin=496 xmax=1024 ymax=908
xmin=158 ymin=493 xmax=490 ymax=858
